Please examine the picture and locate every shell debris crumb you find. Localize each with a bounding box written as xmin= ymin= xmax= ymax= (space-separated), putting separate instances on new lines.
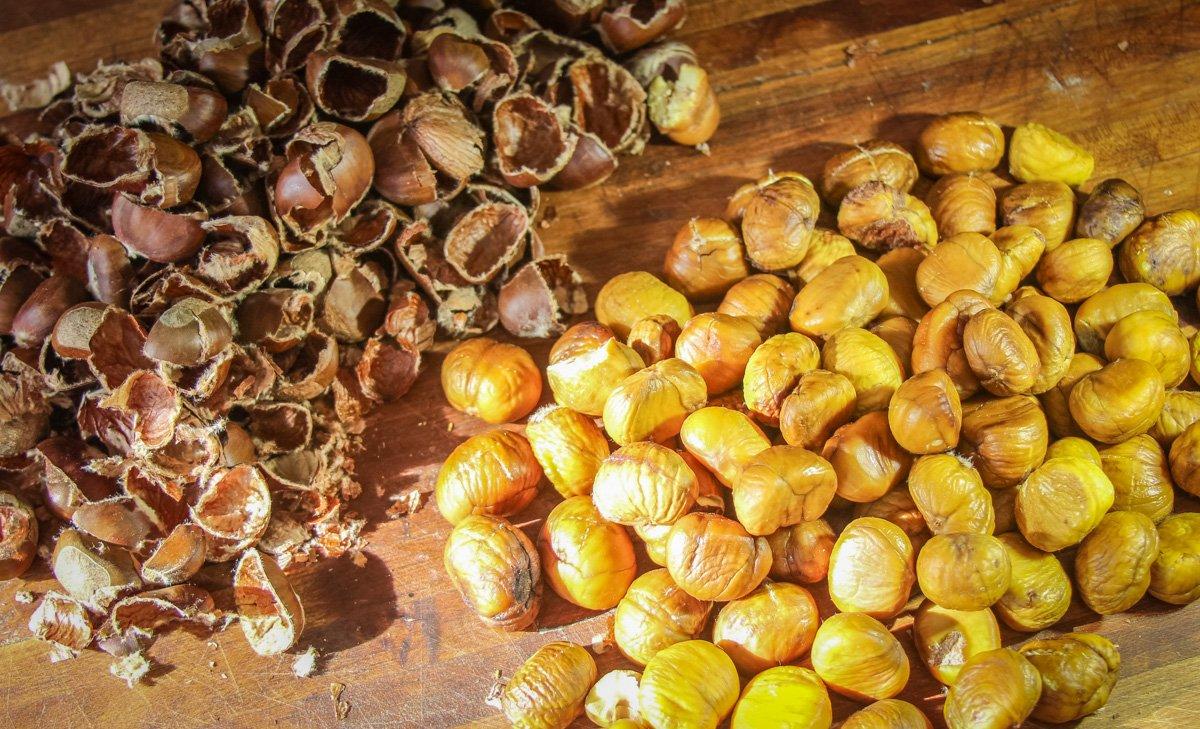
xmin=331 ymin=682 xmax=351 ymax=720
xmin=14 ymin=590 xmax=35 ymax=604
xmin=386 ymin=488 xmax=428 ymax=519
xmin=292 ymin=646 xmax=321 ymax=678
xmin=110 ymin=651 xmax=152 ymax=688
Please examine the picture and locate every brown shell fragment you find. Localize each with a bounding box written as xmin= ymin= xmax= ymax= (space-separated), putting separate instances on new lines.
xmin=234 ymin=548 xmax=305 ymax=655
xmin=100 ymin=370 xmax=180 ymax=450
xmin=11 ymin=273 xmax=88 ymax=348
xmin=141 ymin=524 xmax=208 ymax=586
xmin=304 ymin=51 xmax=405 ymax=123
xmin=597 ymin=0 xmax=687 ymax=53
xmin=145 ymin=298 xmax=234 ymax=366
xmin=0 ymin=490 xmax=37 ymax=580
xmin=109 ymin=584 xmax=218 ymax=635
xmin=569 ymin=58 xmax=648 ymax=155
xmin=38 ymin=436 xmax=119 ymax=520
xmin=85 ymin=234 xmax=134 ymax=307
xmin=246 ymin=401 xmax=314 ymax=455
xmin=333 ymin=199 xmax=404 ymax=254
xmin=382 ymin=282 xmax=435 ymax=351
xmin=111 ymin=193 xmax=206 ymax=263
xmin=317 ymin=256 xmax=388 ymax=342
xmin=50 ymin=302 xmax=109 ymax=359
xmin=0 ymin=239 xmax=47 ymax=334
xmin=427 ymin=32 xmax=517 ymax=111
xmin=236 ymin=289 xmax=315 ymax=352
xmin=355 ymin=335 xmax=420 ymax=402
xmin=72 ymin=495 xmax=158 ymax=550
xmin=147 ymin=418 xmax=222 ymax=484
xmin=0 ymin=366 xmax=51 ymax=458
xmin=498 ymin=256 xmax=588 ymax=338
xmin=129 ymin=268 xmax=222 ymax=320
xmin=121 ymin=465 xmax=188 ymax=534
xmin=369 ymin=92 xmax=485 ymax=206
xmin=258 ymin=0 xmax=324 ymax=75
xmin=244 ymin=77 xmax=316 ymax=138
xmin=161 ymin=0 xmax=264 ymax=93
xmin=29 ymin=592 xmax=94 ymax=651
xmin=442 ymin=199 xmax=530 ymax=285
xmin=484 ymin=9 xmax=542 ymax=43
xmin=119 ymin=80 xmax=229 ymax=143
xmin=86 ymin=306 xmax=154 ymax=389
xmin=51 ymin=528 xmax=141 ymax=606
xmin=330 ymin=0 xmax=407 ymax=61
xmin=193 ymin=215 xmax=281 ymax=294
xmin=493 ymin=92 xmax=577 ymax=188
xmin=272 ymin=122 xmax=375 ymax=243
xmin=191 ymin=465 xmax=272 ymax=562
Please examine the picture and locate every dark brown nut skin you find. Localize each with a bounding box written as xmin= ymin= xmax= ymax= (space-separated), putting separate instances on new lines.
xmin=11 ymin=274 xmax=88 ymax=348
xmin=1019 ymin=633 xmax=1120 ymax=723
xmin=444 ymin=514 xmax=541 ymax=631
xmin=917 ymin=112 xmax=1005 ymax=176
xmin=1075 ymin=510 xmax=1160 ymax=615
xmin=1077 ymin=178 xmax=1144 ymax=245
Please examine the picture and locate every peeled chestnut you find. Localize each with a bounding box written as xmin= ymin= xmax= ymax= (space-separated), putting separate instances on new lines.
xmin=822 ymin=412 xmax=911 ymax=503
xmin=1075 ymin=510 xmax=1160 ymax=614
xmin=602 ymin=358 xmax=706 ymax=446
xmin=789 ymin=255 xmax=889 ymax=338
xmin=1102 ymin=434 xmax=1176 ymax=523
xmin=1036 ymin=237 xmax=1113 ymax=304
xmin=1074 ymin=282 xmax=1176 ymax=354
xmin=907 ymin=453 xmax=994 ymax=535
xmin=663 ymin=217 xmax=749 ymax=301
xmin=547 ymin=322 xmax=645 ymax=417
xmin=592 ymin=441 xmax=697 ymax=527
xmin=501 ymin=642 xmax=596 ymax=729
xmin=525 ymin=405 xmax=609 ymax=498
xmin=916 ymin=533 xmax=1011 ymax=611
xmin=742 ymin=333 xmax=819 ymax=426
xmin=665 ymin=512 xmax=772 ymax=601
xmin=613 ymin=568 xmax=711 ymax=666
xmin=1069 ymin=358 xmax=1165 ymax=444
xmin=627 ymin=314 xmax=681 ymax=365
xmin=435 ymin=429 xmax=541 ymax=525
xmin=733 ymin=445 xmax=837 ymax=536
xmin=779 ymin=369 xmax=857 ymax=450
xmin=1106 ymin=310 xmax=1190 ymax=387
xmin=1016 ymin=457 xmax=1114 ymax=551
xmin=675 ymin=312 xmax=762 ymax=395
xmin=766 ymin=519 xmax=835 ymax=584
xmin=843 ymin=699 xmax=932 ymax=729
xmin=1000 ymin=181 xmax=1076 ymax=249
xmin=795 ymin=228 xmax=857 ymax=285
xmin=679 ymin=406 xmax=771 ymax=488
xmin=539 ymin=496 xmax=636 ymax=611
xmin=810 ymin=612 xmax=910 ymax=702
xmin=731 ymin=666 xmax=831 ymax=729
xmin=713 ymin=581 xmax=819 ymax=674
xmin=822 ymin=140 xmax=919 ymax=204
xmin=926 ymin=173 xmax=997 ymax=238
xmin=959 ymin=395 xmax=1048 ymax=488
xmin=827 ymin=517 xmax=915 ymax=618
xmin=1008 ymin=122 xmax=1094 ymax=186
xmin=716 ymin=273 xmax=795 ymax=338
xmin=595 ymin=271 xmax=693 ymax=339
xmin=994 ymin=532 xmax=1072 ymax=632
xmin=1119 ymin=210 xmax=1200 ymax=295
xmin=639 ymin=641 xmax=738 ymax=729
xmin=1150 ymin=513 xmax=1200 ymax=605
xmin=917 ymin=112 xmax=1005 ymax=176
xmin=1077 ymin=178 xmax=1144 ymax=245
xmin=823 ymin=327 xmax=906 ymax=414
xmin=944 ymin=648 xmax=1042 ymax=729
xmin=912 ymin=600 xmax=1001 ymax=685
xmin=838 ymin=181 xmax=937 ymax=251
xmin=444 ymin=514 xmax=540 ymax=630
xmin=888 ymin=369 xmax=962 ymax=454
xmin=441 ymin=337 xmax=542 ymax=424
xmin=738 ymin=173 xmax=821 ymax=271
xmin=1019 ymin=633 xmax=1120 ymax=723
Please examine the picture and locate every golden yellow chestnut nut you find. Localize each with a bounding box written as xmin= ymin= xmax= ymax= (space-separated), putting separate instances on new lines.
xmin=627 ymin=314 xmax=680 ymax=366
xmin=1005 ymin=291 xmax=1075 ymax=394
xmin=888 ymin=370 xmax=962 ymax=454
xmin=662 ymin=217 xmax=749 ymax=301
xmin=917 ymin=111 xmax=1005 ymax=176
xmin=1150 ymin=513 xmax=1200 ymax=604
xmin=603 ymin=358 xmax=707 ymax=446
xmin=811 ymin=612 xmax=910 ymax=701
xmin=823 ymin=327 xmax=906 ymax=414
xmin=795 ymin=228 xmax=856 ymax=285
xmin=444 ymin=515 xmax=540 ymax=630
xmin=679 ymin=406 xmax=771 ymax=487
xmin=780 ymin=369 xmax=857 ymax=449
xmin=675 ymin=312 xmax=762 ymax=395
xmin=679 ymin=450 xmax=725 ymax=514
xmin=666 ymin=512 xmax=772 ymax=601
xmin=717 ymin=273 xmax=795 ymax=338
xmin=838 ymin=181 xmax=939 ymax=251
xmin=1009 ymin=122 xmax=1095 ymax=186
xmin=912 ymin=600 xmax=1002 ymax=685
xmin=645 ymin=62 xmax=720 ymax=145
xmin=435 ymin=430 xmax=542 ymax=525
xmin=1074 ymin=281 xmax=1177 ymax=354
xmin=635 ymin=522 xmax=671 ymax=567
xmin=1035 ymin=237 xmax=1113 ymax=304
xmin=1016 ymin=456 xmax=1115 ymax=551
xmin=915 ymin=233 xmax=1016 ymax=308
xmin=994 ymin=532 xmax=1072 ymax=632
xmin=963 ymin=308 xmax=1042 ymax=396
xmin=871 ymin=315 xmax=919 ymax=367
xmin=441 ymin=337 xmax=541 ymax=424
xmin=547 ymin=322 xmax=645 ymax=416
xmin=959 ymin=395 xmax=1049 ymax=488
xmin=740 ymin=174 xmax=821 ymax=271
xmin=943 ymin=648 xmax=1042 ymax=729
xmin=911 ymin=290 xmax=993 ymax=400
xmin=1171 ymin=420 xmax=1200 ymax=497
xmin=822 ymin=140 xmax=919 ymax=204
xmin=733 ymin=445 xmax=837 ymax=536
xmin=501 ymin=641 xmax=596 ymax=729
xmin=595 ymin=271 xmax=693 ymax=339
xmin=1078 ymin=178 xmax=1145 ymax=245
xmin=639 ymin=641 xmax=738 ymax=729
xmin=713 ymin=581 xmax=820 ymax=674
xmin=1105 ymin=310 xmax=1190 ymax=387
xmin=742 ymin=333 xmax=820 ymax=426
xmin=1119 ymin=210 xmax=1200 ymax=295
xmin=613 ymin=569 xmax=712 ymax=666
xmin=1019 ymin=633 xmax=1120 ymax=724
xmin=1070 ymin=358 xmax=1166 ymax=444
xmin=766 ymin=519 xmax=835 ymax=584
xmin=928 ymin=173 xmax=998 ymax=238
xmin=916 ymin=533 xmax=1012 ymax=611
xmin=1000 ymin=181 xmax=1076 ymax=250
xmin=876 ymin=247 xmax=929 ymax=320
xmin=991 ymin=224 xmax=1048 ymax=280
xmin=585 ymin=669 xmax=643 ymax=727
xmin=823 ymin=412 xmax=913 ymax=503
xmin=1041 ymin=352 xmax=1105 ymax=438
xmin=538 ymin=496 xmax=636 ymax=611
xmin=1154 ymin=389 xmax=1200 ymax=445
xmin=1076 ymin=510 xmax=1160 ymax=614
xmin=1046 ymin=436 xmax=1102 ymax=464
xmin=525 ymin=405 xmax=609 ymax=498
xmin=730 ymin=666 xmax=832 ymax=729
xmin=1100 ymin=434 xmax=1176 ymax=523
xmin=789 ymin=255 xmax=890 ymax=338
xmin=592 ymin=441 xmax=698 ymax=527
xmin=843 ymin=699 xmax=932 ymax=729
xmin=908 ymin=454 xmax=994 ymax=535
xmin=827 ymin=516 xmax=915 ymax=618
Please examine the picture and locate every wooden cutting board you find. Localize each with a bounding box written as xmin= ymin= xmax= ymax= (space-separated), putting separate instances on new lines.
xmin=2 ymin=1 xmax=1199 ymax=726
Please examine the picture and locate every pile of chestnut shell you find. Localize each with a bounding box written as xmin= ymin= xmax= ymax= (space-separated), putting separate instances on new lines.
xmin=0 ymin=0 xmax=718 ymax=675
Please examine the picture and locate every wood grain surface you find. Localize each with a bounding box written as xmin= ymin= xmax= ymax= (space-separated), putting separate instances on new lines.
xmin=3 ymin=1 xmax=1200 ymax=727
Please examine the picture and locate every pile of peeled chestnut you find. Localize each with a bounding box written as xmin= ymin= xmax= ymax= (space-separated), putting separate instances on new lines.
xmin=436 ymin=113 xmax=1200 ymax=728
xmin=0 ymin=0 xmax=720 ymax=680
